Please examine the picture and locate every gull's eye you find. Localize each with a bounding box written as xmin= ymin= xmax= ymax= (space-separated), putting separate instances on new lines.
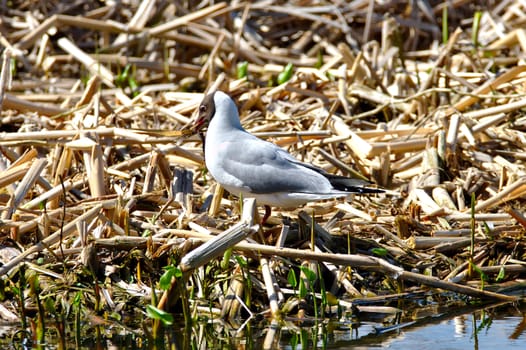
xmin=199 ymin=104 xmax=207 ymax=113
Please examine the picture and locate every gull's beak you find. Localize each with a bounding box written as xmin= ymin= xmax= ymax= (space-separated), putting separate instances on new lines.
xmin=182 ymin=96 xmax=210 ymax=135
xmin=190 ymin=92 xmax=216 ymax=134
xmin=192 ymin=114 xmax=207 ymax=133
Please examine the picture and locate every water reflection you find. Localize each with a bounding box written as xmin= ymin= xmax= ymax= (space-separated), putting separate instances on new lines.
xmin=5 ymin=299 xmax=525 ymax=348
xmin=180 ymin=299 xmax=526 ymax=349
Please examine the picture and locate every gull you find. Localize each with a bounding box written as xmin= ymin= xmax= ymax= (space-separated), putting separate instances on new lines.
xmin=194 ymin=91 xmax=382 ymax=223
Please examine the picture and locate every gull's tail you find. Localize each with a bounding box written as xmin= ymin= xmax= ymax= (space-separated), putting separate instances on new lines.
xmin=325 ymin=174 xmax=384 ymax=194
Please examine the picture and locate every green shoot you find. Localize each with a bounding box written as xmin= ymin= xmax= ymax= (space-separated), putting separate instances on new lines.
xmin=496 ymin=266 xmax=506 ymax=282
xmin=442 ymin=5 xmax=448 ymax=45
xmin=469 ymin=262 xmax=487 ymax=290
xmin=10 ymin=58 xmax=16 ymax=76
xmin=371 ymin=247 xmax=388 ymax=257
xmin=235 ymin=256 xmax=252 ymax=307
xmin=73 ymin=291 xmax=82 ymax=348
xmin=115 ymin=64 xmax=140 ymax=97
xmin=472 ymin=11 xmax=482 ymax=49
xmin=221 ymin=248 xmax=232 ymax=270
xmin=300 ymin=265 xmax=317 ymax=283
xmin=299 ymin=278 xmax=307 ymax=299
xmin=147 ymin=305 xmax=174 ymax=326
xmin=159 ymin=265 xmax=182 ymax=290
xmin=300 ymin=265 xmax=318 ymax=317
xmin=237 ymin=61 xmax=248 ymax=79
xmin=315 ymin=49 xmax=323 ymax=69
xmin=277 ymin=63 xmax=294 ymax=84
xmin=288 ymin=268 xmax=298 ymax=296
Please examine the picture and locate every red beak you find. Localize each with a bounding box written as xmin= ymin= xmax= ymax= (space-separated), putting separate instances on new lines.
xmin=192 ymin=116 xmax=206 ymax=133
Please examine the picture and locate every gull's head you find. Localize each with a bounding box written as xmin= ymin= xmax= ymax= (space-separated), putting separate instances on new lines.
xmin=193 ymin=91 xmax=216 ymax=133
xmin=193 ymin=91 xmax=241 ymax=133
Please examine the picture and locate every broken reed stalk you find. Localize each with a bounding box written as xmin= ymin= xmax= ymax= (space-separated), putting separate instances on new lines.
xmin=0 ymin=204 xmax=103 ymax=276
xmin=57 ymin=37 xmax=115 ymax=87
xmin=0 ymin=49 xmax=11 ymax=107
xmin=23 ymin=178 xmax=85 ymax=209
xmin=449 ymin=65 xmax=526 ymax=114
xmin=2 ymin=94 xmax=67 ymax=116
xmin=3 ymin=158 xmax=48 ymax=220
xmin=157 ymin=198 xmax=258 ymax=311
xmin=261 ymin=257 xmax=281 ymax=317
xmin=98 ymin=230 xmax=517 ymax=302
xmin=0 ymin=162 xmax=32 ymax=189
xmin=474 ymin=177 xmax=526 ymax=212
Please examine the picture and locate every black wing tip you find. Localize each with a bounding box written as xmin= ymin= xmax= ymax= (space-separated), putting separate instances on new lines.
xmin=343 ymin=186 xmax=384 ymax=194
xmin=327 ymin=175 xmax=383 ymax=194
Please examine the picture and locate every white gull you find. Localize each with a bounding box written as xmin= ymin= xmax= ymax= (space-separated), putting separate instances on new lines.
xmin=194 ymin=91 xmax=381 ymax=221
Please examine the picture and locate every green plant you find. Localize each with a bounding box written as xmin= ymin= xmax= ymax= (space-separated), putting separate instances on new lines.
xmin=442 ymin=5 xmax=448 ymax=44
xmin=115 ymin=64 xmax=139 ymax=97
xmin=472 ymin=11 xmax=482 ymax=49
xmin=277 ymin=63 xmax=294 ymax=84
xmin=146 ymin=305 xmax=174 ymax=326
xmin=237 ymin=61 xmax=248 ymax=79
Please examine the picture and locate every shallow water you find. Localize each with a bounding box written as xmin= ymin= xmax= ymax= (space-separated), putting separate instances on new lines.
xmin=278 ymin=302 xmax=525 ymax=350
xmin=2 ymin=300 xmax=524 ymax=349
xmin=362 ymin=316 xmax=525 ymax=350
xmin=206 ymin=300 xmax=526 ymax=349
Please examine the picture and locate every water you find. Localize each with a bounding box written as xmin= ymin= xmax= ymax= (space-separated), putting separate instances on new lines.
xmin=367 ymin=316 xmax=525 ymax=350
xmin=2 ymin=300 xmax=524 ymax=349
xmin=246 ymin=300 xmax=526 ymax=349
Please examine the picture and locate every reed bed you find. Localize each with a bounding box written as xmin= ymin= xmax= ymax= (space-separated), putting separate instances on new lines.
xmin=0 ymin=0 xmax=525 ymax=346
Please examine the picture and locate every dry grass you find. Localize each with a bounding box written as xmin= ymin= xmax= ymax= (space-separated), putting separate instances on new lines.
xmin=0 ymin=0 xmax=526 ymax=341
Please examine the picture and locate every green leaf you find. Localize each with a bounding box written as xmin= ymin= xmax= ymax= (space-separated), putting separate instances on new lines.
xmin=496 ymin=266 xmax=506 ymax=282
xmin=277 ymin=63 xmax=294 ymax=84
xmin=300 ymin=266 xmax=317 ymax=283
xmin=371 ymin=247 xmax=388 ymax=257
xmin=315 ymin=49 xmax=323 ymax=69
xmin=472 ymin=11 xmax=482 ymax=48
xmin=73 ymin=291 xmax=82 ymax=306
xmin=470 ymin=262 xmax=488 ymax=288
xmin=116 ymin=64 xmax=140 ymax=96
xmin=287 ymin=269 xmax=297 ymax=289
xmin=442 ymin=6 xmax=448 ymax=45
xmin=221 ymin=248 xmax=233 ymax=269
xmin=237 ymin=61 xmax=248 ymax=79
xmin=10 ymin=58 xmax=16 ymax=76
xmin=320 ymin=282 xmax=327 ymax=306
xmin=116 ymin=64 xmax=131 ymax=88
xmin=289 ymin=331 xmax=298 ymax=350
xmin=27 ymin=269 xmax=39 ymax=295
xmin=128 ymin=76 xmax=139 ymax=96
xmin=482 ymin=221 xmax=492 ymax=235
xmin=299 ymin=278 xmax=307 ymax=298
xmin=159 ymin=265 xmax=182 ymax=290
xmin=146 ymin=305 xmax=174 ymax=325
xmin=234 ymin=255 xmax=247 ymax=268
xmin=109 ymin=311 xmax=122 ymax=321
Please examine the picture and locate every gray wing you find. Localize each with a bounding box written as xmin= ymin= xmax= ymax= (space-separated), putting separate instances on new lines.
xmin=285 ymin=158 xmax=380 ymax=193
xmin=217 ymin=134 xmax=333 ymax=194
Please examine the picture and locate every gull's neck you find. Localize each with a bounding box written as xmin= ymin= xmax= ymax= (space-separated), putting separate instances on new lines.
xmin=209 ymin=93 xmax=244 ymax=134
